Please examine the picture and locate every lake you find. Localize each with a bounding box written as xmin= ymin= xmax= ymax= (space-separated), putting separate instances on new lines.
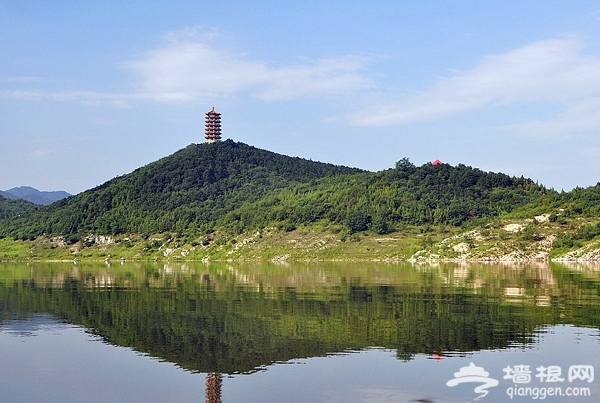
xmin=1 ymin=261 xmax=600 ymax=402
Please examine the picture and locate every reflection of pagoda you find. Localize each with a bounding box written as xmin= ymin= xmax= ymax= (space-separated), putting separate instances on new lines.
xmin=205 ymin=107 xmax=222 ymax=143
xmin=205 ymin=373 xmax=222 ymax=403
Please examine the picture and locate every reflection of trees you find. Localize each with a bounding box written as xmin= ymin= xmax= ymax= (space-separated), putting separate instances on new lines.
xmin=1 ymin=262 xmax=600 ymax=374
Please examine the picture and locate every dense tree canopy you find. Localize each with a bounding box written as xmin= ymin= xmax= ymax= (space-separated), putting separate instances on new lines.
xmin=0 ymin=140 xmax=592 ymax=241
xmin=0 ymin=196 xmax=36 ymax=221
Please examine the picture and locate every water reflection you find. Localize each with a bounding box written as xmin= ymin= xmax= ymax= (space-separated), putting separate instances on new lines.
xmin=206 ymin=373 xmax=222 ymax=403
xmin=0 ymin=313 xmax=64 ymax=337
xmin=1 ymin=261 xmax=600 ymax=402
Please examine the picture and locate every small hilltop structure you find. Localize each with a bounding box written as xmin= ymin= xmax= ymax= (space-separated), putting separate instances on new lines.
xmin=205 ymin=107 xmax=222 ymax=143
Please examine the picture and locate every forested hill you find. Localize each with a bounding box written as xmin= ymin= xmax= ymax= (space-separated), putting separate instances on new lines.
xmin=5 ymin=139 xmax=600 ymax=262
xmin=0 ymin=196 xmax=35 ymax=220
xmin=0 ymin=140 xmax=363 ymax=239
xmin=0 ymin=139 xmax=561 ymax=243
xmin=228 ymin=157 xmax=548 ymax=234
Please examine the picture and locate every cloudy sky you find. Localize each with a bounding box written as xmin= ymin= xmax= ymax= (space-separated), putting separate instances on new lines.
xmin=2 ymin=1 xmax=600 ymax=194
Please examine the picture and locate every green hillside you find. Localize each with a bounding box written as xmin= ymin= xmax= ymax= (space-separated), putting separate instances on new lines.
xmin=2 ymin=140 xmax=600 ymax=261
xmin=232 ymin=157 xmax=547 ymax=233
xmin=0 ymin=195 xmax=35 ymax=220
xmin=0 ymin=140 xmax=362 ymax=240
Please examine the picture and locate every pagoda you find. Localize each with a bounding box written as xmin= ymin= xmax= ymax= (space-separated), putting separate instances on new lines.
xmin=205 ymin=107 xmax=222 ymax=143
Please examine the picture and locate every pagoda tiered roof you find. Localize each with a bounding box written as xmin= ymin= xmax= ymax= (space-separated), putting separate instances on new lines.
xmin=204 ymin=107 xmax=222 ymax=143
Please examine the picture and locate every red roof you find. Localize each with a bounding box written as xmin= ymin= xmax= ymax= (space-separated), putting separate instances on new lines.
xmin=432 ymin=159 xmax=443 ymax=166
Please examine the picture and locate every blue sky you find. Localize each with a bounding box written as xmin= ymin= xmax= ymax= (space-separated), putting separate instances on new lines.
xmin=2 ymin=1 xmax=600 ymax=194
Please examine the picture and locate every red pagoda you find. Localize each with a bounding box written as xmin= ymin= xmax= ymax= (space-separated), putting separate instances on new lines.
xmin=205 ymin=107 xmax=222 ymax=143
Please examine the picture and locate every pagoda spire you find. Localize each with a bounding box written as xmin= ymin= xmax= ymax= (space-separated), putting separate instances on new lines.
xmin=205 ymin=107 xmax=222 ymax=143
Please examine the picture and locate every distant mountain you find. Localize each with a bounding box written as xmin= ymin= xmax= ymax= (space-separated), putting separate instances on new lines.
xmin=1 ymin=186 xmax=71 ymax=205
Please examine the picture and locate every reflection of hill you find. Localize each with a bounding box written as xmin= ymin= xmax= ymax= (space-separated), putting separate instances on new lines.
xmin=1 ymin=262 xmax=600 ymax=373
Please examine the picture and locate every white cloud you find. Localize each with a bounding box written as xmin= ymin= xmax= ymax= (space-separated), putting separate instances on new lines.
xmin=164 ymin=25 xmax=220 ymax=43
xmin=124 ymin=41 xmax=372 ymax=101
xmin=501 ymin=97 xmax=600 ymax=138
xmin=4 ymin=32 xmax=372 ymax=106
xmin=32 ymin=149 xmax=54 ymax=157
xmin=581 ymin=146 xmax=600 ymax=157
xmin=2 ymin=76 xmax=42 ymax=83
xmin=6 ymin=90 xmax=134 ymax=108
xmin=350 ymin=36 xmax=600 ymax=127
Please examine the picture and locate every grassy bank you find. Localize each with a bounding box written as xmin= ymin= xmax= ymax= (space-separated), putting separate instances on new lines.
xmin=2 ymin=214 xmax=600 ymax=262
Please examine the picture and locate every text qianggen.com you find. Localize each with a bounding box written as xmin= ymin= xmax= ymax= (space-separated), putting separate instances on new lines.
xmin=506 ymin=385 xmax=591 ymax=400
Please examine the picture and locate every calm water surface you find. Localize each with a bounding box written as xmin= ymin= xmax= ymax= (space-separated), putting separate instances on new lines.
xmin=1 ymin=261 xmax=600 ymax=402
